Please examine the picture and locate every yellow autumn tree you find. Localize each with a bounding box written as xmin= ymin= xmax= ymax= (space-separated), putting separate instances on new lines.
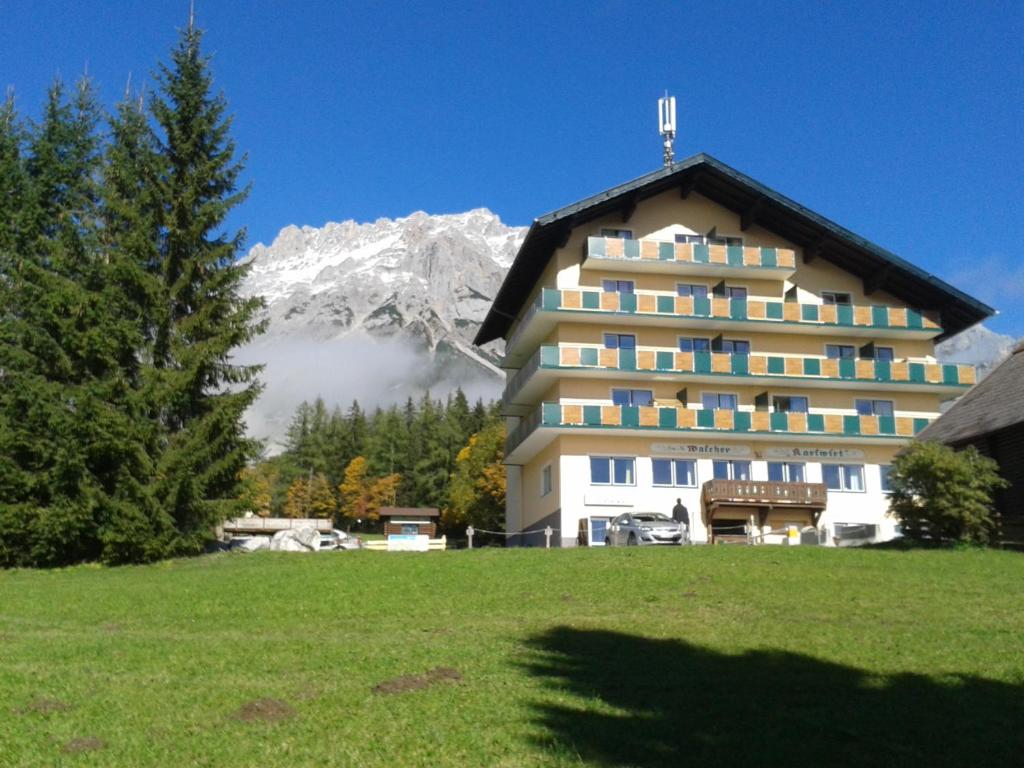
xmin=445 ymin=420 xmax=506 ymax=530
xmin=283 ymin=472 xmax=337 ymax=519
xmin=338 ymin=456 xmax=400 ymax=524
xmin=238 ymin=465 xmax=274 ymax=517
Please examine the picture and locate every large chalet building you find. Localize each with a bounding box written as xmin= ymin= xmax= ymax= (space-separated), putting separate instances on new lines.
xmin=475 ymin=154 xmax=993 ymax=546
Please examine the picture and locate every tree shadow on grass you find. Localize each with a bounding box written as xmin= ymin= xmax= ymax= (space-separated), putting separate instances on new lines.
xmin=524 ymin=627 xmax=1023 ymax=767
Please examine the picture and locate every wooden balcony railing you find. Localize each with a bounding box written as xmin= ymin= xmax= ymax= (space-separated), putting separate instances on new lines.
xmin=702 ymin=479 xmax=828 ymax=509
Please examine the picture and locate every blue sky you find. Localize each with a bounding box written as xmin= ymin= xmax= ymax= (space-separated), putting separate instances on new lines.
xmin=2 ymin=1 xmax=1022 ymax=335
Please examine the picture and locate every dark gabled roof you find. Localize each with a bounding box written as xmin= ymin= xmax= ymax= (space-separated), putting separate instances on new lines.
xmin=378 ymin=507 xmax=440 ymax=518
xmin=919 ymin=342 xmax=1024 ymax=444
xmin=475 ymin=153 xmax=994 ymax=345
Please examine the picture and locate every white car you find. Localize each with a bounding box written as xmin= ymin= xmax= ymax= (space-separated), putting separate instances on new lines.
xmin=605 ymin=512 xmax=686 ymax=546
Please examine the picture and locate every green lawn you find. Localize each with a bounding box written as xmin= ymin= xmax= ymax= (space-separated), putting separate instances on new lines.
xmin=1 ymin=547 xmax=1022 ymax=767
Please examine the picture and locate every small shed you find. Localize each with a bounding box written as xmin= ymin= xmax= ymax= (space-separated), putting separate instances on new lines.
xmin=379 ymin=507 xmax=440 ymax=538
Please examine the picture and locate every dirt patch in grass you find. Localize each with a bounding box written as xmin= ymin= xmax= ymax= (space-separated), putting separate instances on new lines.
xmin=229 ymin=698 xmax=297 ymax=723
xmin=18 ymin=697 xmax=72 ymax=715
xmin=373 ymin=667 xmax=462 ymax=695
xmin=62 ymin=737 xmax=105 ymax=754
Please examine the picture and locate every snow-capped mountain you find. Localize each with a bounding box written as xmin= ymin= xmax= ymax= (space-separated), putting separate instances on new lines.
xmin=236 ymin=209 xmax=525 ymax=449
xmin=936 ymin=324 xmax=1017 ymax=379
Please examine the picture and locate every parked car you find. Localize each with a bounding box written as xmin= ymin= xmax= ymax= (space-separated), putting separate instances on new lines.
xmin=319 ymin=529 xmax=363 ymax=551
xmin=605 ymin=512 xmax=685 ymax=546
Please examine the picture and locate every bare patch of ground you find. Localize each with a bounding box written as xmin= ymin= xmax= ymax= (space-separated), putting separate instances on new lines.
xmin=62 ymin=737 xmax=105 ymax=754
xmin=17 ymin=697 xmax=72 ymax=715
xmin=372 ymin=666 xmax=463 ymax=695
xmin=229 ymin=698 xmax=297 ymax=723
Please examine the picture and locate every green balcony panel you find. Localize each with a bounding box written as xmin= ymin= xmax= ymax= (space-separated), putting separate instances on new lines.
xmin=727 ymin=245 xmax=744 ymax=266
xmin=839 ymin=359 xmax=856 ymax=379
xmin=619 ymin=349 xmax=636 ymax=371
xmin=761 ymin=248 xmax=777 ymax=268
xmin=697 ymin=410 xmax=715 ymax=428
xmin=942 ymin=365 xmax=959 ymax=385
xmin=766 ymin=302 xmax=784 ymax=320
xmin=770 ymin=412 xmax=789 ymax=431
xmin=588 ymin=237 xmax=606 ymax=257
xmin=734 ymin=411 xmax=751 ymax=432
xmin=878 ymin=416 xmax=896 ymax=435
xmin=657 ymin=295 xmax=674 ymax=314
xmin=621 ymin=406 xmax=640 ymax=427
xmin=801 ymin=304 xmax=819 ymax=322
xmin=659 ymin=241 xmax=675 ymax=260
xmin=693 ymin=296 xmax=712 ymax=316
xmin=542 ymin=289 xmax=561 ymax=310
xmin=542 ymin=403 xmax=561 ymax=426
xmin=693 ymin=243 xmax=710 ymax=263
xmin=694 ymin=351 xmax=712 ymax=374
xmin=767 ymin=356 xmax=785 ymax=375
xmin=803 ymin=358 xmax=821 ymax=376
xmin=808 ymin=414 xmax=825 ymax=432
xmin=656 ymin=351 xmax=674 ymax=370
xmin=872 ymin=305 xmax=889 ymax=327
xmin=624 ymin=239 xmax=641 ymax=259
xmin=540 ymin=346 xmax=560 ymax=366
xmin=843 ymin=415 xmax=861 ymax=435
xmin=583 ymin=405 xmax=602 ymax=426
xmin=731 ymin=355 xmax=749 ymax=375
xmin=907 ymin=309 xmax=924 ymax=329
xmin=909 ymin=363 xmax=926 ymax=383
xmin=730 ymin=299 xmax=748 ymax=320
xmin=913 ymin=418 xmax=931 ymax=434
xmin=658 ymin=408 xmax=677 ymax=428
xmin=580 ymin=347 xmax=599 ymax=366
xmin=837 ymin=305 xmax=854 ymax=325
xmin=875 ymin=361 xmax=891 ymax=381
xmin=619 ymin=293 xmax=637 ymax=313
xmin=582 ymin=291 xmax=600 ymax=310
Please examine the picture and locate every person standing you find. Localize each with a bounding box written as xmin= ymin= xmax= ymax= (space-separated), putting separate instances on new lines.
xmin=672 ymin=498 xmax=690 ymax=544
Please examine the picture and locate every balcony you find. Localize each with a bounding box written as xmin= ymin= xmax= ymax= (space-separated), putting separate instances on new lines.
xmin=504 ymin=288 xmax=943 ymax=366
xmin=505 ymin=402 xmax=931 ymax=463
xmin=502 ymin=344 xmax=975 ymax=410
xmin=701 ymin=479 xmax=828 ymax=511
xmin=582 ymin=236 xmax=797 ymax=279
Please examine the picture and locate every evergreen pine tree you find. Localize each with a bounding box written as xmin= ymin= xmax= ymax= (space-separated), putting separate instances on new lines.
xmin=146 ymin=22 xmax=266 ymax=554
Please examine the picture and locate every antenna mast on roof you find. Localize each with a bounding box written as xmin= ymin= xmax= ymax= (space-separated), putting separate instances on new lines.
xmin=658 ymin=92 xmax=677 ymax=167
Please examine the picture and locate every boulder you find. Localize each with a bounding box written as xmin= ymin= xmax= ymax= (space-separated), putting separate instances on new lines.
xmin=269 ymin=526 xmax=320 ymax=552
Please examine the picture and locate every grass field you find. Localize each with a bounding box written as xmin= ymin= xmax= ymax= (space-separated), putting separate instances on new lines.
xmin=1 ymin=547 xmax=1022 ymax=767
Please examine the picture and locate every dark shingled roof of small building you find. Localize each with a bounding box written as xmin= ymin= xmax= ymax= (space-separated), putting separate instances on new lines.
xmin=378 ymin=507 xmax=441 ymax=518
xmin=475 ymin=153 xmax=994 ymax=346
xmin=918 ymin=341 xmax=1024 ymax=445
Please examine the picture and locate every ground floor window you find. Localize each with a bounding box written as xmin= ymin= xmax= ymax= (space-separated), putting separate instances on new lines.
xmin=541 ymin=465 xmax=552 ymax=496
xmin=879 ymin=465 xmax=893 ymax=493
xmin=590 ymin=456 xmax=636 ymax=486
xmin=652 ymin=458 xmax=697 ymax=487
xmin=712 ymin=460 xmax=751 ymax=481
xmin=823 ymin=464 xmax=865 ymax=492
xmin=768 ymin=461 xmax=806 ymax=482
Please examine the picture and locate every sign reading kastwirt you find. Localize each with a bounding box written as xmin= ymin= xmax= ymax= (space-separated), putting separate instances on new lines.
xmin=650 ymin=443 xmax=752 ymax=457
xmin=765 ymin=447 xmax=865 ymax=460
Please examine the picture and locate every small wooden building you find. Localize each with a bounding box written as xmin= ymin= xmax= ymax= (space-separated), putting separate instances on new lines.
xmin=919 ymin=341 xmax=1024 ymax=547
xmin=379 ymin=507 xmax=440 ymax=538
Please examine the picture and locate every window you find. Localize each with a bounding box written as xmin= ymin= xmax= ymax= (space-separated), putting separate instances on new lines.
xmin=714 ymin=338 xmax=750 ymax=355
xmin=874 ymin=346 xmax=895 ymax=362
xmin=674 ymin=234 xmax=743 ymax=246
xmin=590 ymin=457 xmax=636 ymax=486
xmin=826 ymin=344 xmax=856 ymax=359
xmin=652 ymin=458 xmax=697 ymax=487
xmin=822 ymin=291 xmax=852 ymax=305
xmin=880 ymin=465 xmax=893 ymax=493
xmin=701 ymin=393 xmax=738 ymax=410
xmin=601 ymin=228 xmax=632 ymax=239
xmin=822 ymin=464 xmax=865 ymax=492
xmin=611 ymin=389 xmax=653 ymax=407
xmin=603 ymin=333 xmax=636 ymax=350
xmin=679 ymin=337 xmax=711 ymax=353
xmin=675 ymin=233 xmax=704 ymax=244
xmin=712 ymin=460 xmax=752 ymax=481
xmin=677 ymin=283 xmax=709 ymax=299
xmin=772 ymin=395 xmax=809 ymax=413
xmin=602 ymin=279 xmax=635 ymax=293
xmin=724 ymin=285 xmax=748 ymax=300
xmin=768 ymin=462 xmax=806 ymax=483
xmin=855 ymin=399 xmax=894 ymax=417
xmin=540 ymin=465 xmax=552 ymax=497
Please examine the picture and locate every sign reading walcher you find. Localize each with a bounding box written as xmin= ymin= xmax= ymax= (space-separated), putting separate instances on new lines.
xmin=650 ymin=443 xmax=753 ymax=457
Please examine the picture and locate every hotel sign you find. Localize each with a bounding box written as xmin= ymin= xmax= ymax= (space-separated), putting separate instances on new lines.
xmin=765 ymin=447 xmax=865 ymax=460
xmin=650 ymin=443 xmax=752 ymax=457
